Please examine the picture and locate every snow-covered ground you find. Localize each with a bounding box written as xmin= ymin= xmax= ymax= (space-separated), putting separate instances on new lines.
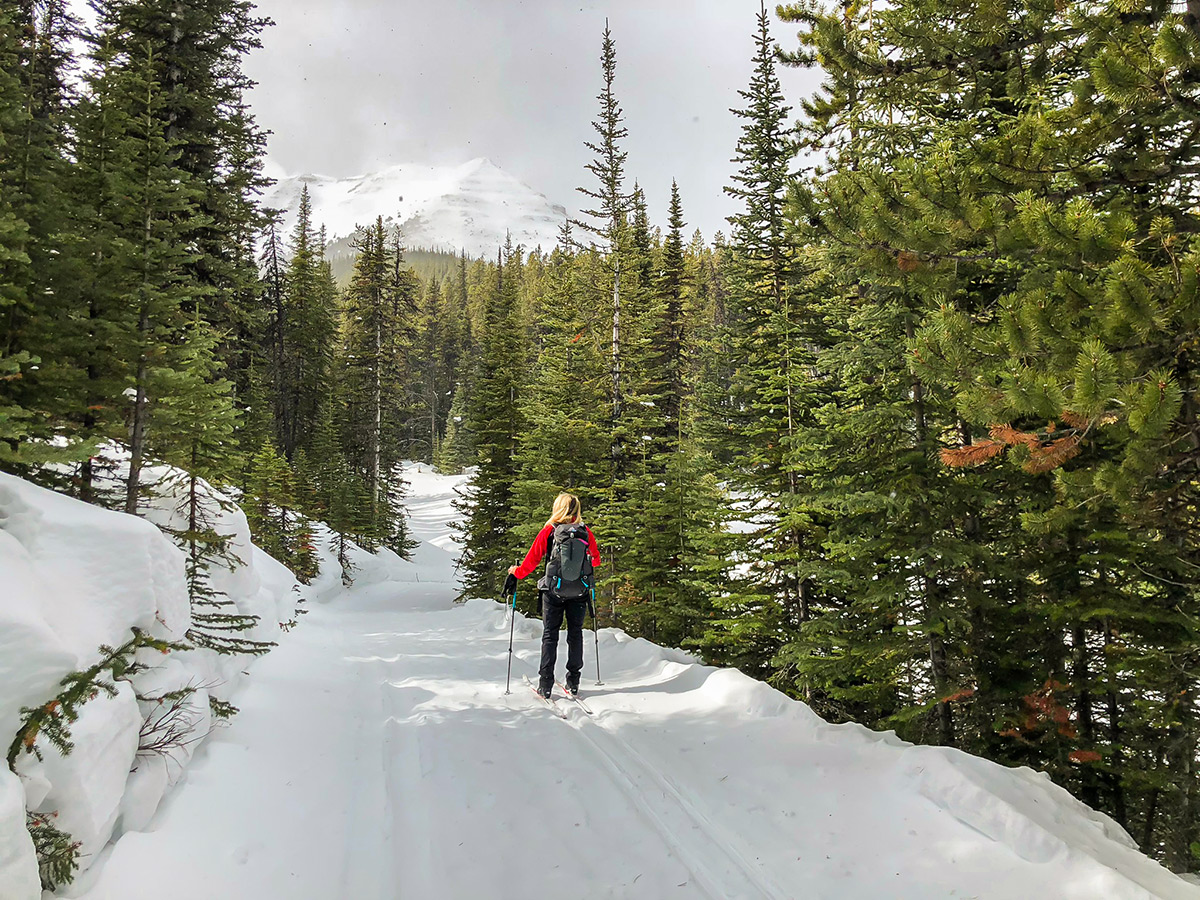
xmin=37 ymin=463 xmax=1194 ymax=900
xmin=263 ymin=158 xmax=567 ymax=258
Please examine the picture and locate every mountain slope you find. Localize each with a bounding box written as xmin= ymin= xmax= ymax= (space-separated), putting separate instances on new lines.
xmin=262 ymin=158 xmax=566 ymax=259
xmin=66 ymin=464 xmax=1200 ymax=900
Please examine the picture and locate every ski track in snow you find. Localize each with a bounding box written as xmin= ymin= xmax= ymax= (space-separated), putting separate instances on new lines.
xmin=504 ymin=650 xmax=782 ymax=899
xmin=64 ymin=464 xmax=1200 ymax=900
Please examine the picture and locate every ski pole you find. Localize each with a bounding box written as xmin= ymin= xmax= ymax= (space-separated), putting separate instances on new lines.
xmin=590 ymin=586 xmax=604 ymax=685
xmin=504 ymin=580 xmax=517 ymax=695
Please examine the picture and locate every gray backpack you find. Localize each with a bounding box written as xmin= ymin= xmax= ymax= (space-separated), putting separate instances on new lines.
xmin=543 ymin=522 xmax=593 ymax=599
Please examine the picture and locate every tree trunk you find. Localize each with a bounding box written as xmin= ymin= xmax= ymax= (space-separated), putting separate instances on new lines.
xmin=1104 ymin=616 xmax=1128 ymax=828
xmin=925 ymin=575 xmax=954 ymax=746
xmin=372 ymin=302 xmax=382 ymax=515
xmin=611 ymin=255 xmax=622 ymax=451
xmin=1143 ymin=744 xmax=1166 ymax=852
xmin=125 ymin=351 xmax=148 ymax=515
xmin=1072 ymin=622 xmax=1099 ymax=808
xmin=907 ymin=320 xmax=950 ymax=745
xmin=125 ymin=210 xmax=155 ymax=513
xmin=1163 ymin=681 xmax=1198 ymax=871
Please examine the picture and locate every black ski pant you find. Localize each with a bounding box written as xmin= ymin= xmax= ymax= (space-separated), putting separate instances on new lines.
xmin=539 ymin=592 xmax=586 ymax=693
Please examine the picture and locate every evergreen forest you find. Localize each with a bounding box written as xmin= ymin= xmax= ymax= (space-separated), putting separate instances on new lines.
xmin=3 ymin=0 xmax=1200 ymax=874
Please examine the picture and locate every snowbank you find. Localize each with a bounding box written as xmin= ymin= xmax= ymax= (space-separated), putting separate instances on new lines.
xmin=0 ymin=473 xmax=188 ymax=746
xmin=0 ymin=469 xmax=300 ymax=896
xmin=0 ymin=770 xmax=38 ymax=900
xmin=463 ymin=598 xmax=1197 ymax=899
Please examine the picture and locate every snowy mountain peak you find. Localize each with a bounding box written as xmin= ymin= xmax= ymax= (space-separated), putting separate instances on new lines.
xmin=263 ymin=158 xmax=567 ymax=259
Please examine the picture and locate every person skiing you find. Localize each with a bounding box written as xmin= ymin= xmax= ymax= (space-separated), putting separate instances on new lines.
xmin=508 ymin=492 xmax=601 ymax=699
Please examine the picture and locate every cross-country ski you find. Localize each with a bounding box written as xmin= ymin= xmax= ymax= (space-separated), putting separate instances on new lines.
xmin=555 ymin=680 xmax=594 ymax=715
xmin=522 ymin=675 xmax=567 ymax=719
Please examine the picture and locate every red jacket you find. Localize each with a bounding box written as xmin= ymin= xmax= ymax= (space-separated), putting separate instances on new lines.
xmin=514 ymin=523 xmax=601 ymax=580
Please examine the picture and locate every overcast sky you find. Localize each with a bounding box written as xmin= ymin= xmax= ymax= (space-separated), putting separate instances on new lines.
xmin=243 ymin=1 xmax=821 ymax=240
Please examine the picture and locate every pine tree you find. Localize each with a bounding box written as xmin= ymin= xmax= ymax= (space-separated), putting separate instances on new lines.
xmin=0 ymin=5 xmax=36 ymax=461
xmin=616 ymin=183 xmax=726 ymax=647
xmin=455 ymin=240 xmax=525 ymax=600
xmin=69 ymin=32 xmax=206 ymax=515
xmin=771 ymin=0 xmax=1038 ymax=747
xmin=415 ymin=275 xmax=443 ymax=461
xmin=241 ymin=436 xmax=321 ymax=579
xmin=0 ymin=1 xmax=89 ymax=470
xmin=125 ymin=75 xmax=201 ymax=511
xmin=243 ymin=440 xmax=296 ymax=563
xmin=575 ymin=20 xmax=634 ymax=473
xmin=340 ymin=217 xmax=416 ymax=554
xmin=304 ymin=331 xmax=375 ymax=582
xmin=512 ymin=224 xmax=610 ymax=611
xmin=153 ymin=315 xmax=272 ymax=657
xmin=434 ymin=253 xmax=476 ymax=472
xmin=604 ymin=183 xmax=671 ymax=630
xmin=776 ymin=0 xmax=1200 ymax=867
xmin=277 ymin=185 xmax=336 ymax=457
xmin=436 ymin=380 xmax=474 ymax=474
xmin=91 ymin=0 xmax=271 ymax=392
xmin=696 ymin=3 xmax=818 ymax=684
xmin=288 ymin=446 xmax=320 ymax=583
xmin=655 ymin=181 xmax=689 ymax=439
xmin=341 ymin=219 xmax=391 ymax=537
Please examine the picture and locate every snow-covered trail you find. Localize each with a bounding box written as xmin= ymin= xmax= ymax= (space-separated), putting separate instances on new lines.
xmin=69 ymin=467 xmax=1198 ymax=900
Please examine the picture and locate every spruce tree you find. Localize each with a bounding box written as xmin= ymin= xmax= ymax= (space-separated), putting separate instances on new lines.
xmin=278 ymin=185 xmax=336 ymax=457
xmin=0 ymin=1 xmax=87 ymax=470
xmin=91 ymin=0 xmax=271 ymax=391
xmin=154 ymin=316 xmax=271 ymax=657
xmin=0 ymin=6 xmax=35 ymax=461
xmin=696 ymin=4 xmax=818 ymax=683
xmin=455 ymin=240 xmax=525 ymax=600
xmin=575 ymin=21 xmax=633 ymax=470
xmin=512 ymin=225 xmax=610 ymax=611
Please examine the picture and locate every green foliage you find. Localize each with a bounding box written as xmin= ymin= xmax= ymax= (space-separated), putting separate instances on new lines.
xmin=338 ymin=219 xmax=418 ymax=556
xmin=244 ymin=441 xmax=297 ymax=560
xmin=208 ymin=696 xmax=239 ymax=721
xmin=27 ymin=810 xmax=80 ymax=891
xmin=455 ymin=239 xmax=527 ymax=600
xmin=773 ymin=0 xmax=1200 ymax=869
xmin=0 ymin=2 xmax=95 ymax=471
xmin=694 ymin=6 xmax=818 ymax=678
xmin=8 ymin=629 xmax=184 ymax=768
xmin=274 ymin=186 xmax=338 ymax=457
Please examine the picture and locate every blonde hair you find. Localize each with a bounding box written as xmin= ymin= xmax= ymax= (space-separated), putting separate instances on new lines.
xmin=546 ymin=492 xmax=582 ymax=528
